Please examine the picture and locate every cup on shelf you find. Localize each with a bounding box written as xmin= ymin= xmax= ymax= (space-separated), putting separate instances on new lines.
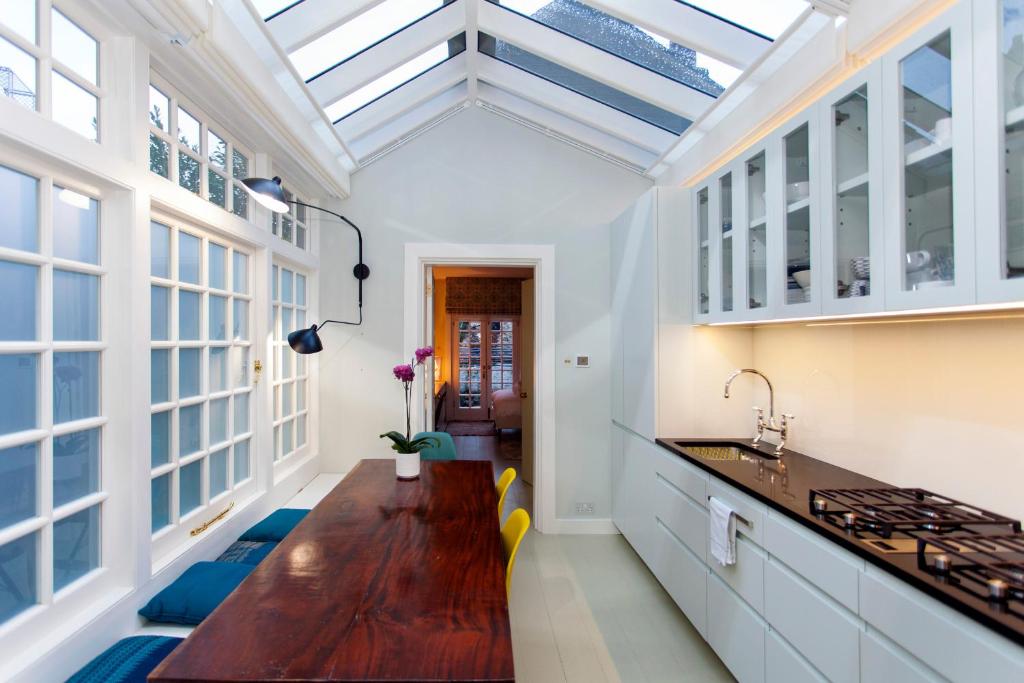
xmin=786 ymin=181 xmax=810 ymax=203
xmin=792 ymin=269 xmax=811 ymax=290
xmin=849 ymin=279 xmax=869 ymax=297
xmin=850 ymin=257 xmax=870 ymax=279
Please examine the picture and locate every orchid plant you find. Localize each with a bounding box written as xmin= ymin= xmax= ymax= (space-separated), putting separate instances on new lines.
xmin=380 ymin=346 xmax=440 ymax=455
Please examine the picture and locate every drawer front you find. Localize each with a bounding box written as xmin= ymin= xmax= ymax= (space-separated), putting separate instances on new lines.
xmin=766 ymin=630 xmax=826 ymax=683
xmin=765 ymin=512 xmax=863 ymax=612
xmin=654 ymin=472 xmax=708 ymax=562
xmin=765 ymin=560 xmax=861 ymax=683
xmin=860 ymin=569 xmax=1024 ymax=683
xmin=652 ymin=447 xmax=708 ymax=505
xmin=708 ymin=572 xmax=766 ymax=683
xmin=709 ymin=479 xmax=767 ymax=546
xmin=652 ymin=519 xmax=709 ymax=638
xmin=860 ymin=631 xmax=942 ymax=683
xmin=710 ymin=535 xmax=765 ymax=614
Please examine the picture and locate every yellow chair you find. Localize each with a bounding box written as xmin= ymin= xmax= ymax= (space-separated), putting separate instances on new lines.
xmin=495 ymin=467 xmax=517 ymax=518
xmin=501 ymin=508 xmax=530 ymax=596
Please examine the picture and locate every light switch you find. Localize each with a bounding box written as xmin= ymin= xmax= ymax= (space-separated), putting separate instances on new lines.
xmin=575 ymin=355 xmax=590 ymax=368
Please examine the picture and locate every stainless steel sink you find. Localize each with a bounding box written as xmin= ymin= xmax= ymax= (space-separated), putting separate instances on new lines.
xmin=673 ymin=440 xmax=780 ymax=461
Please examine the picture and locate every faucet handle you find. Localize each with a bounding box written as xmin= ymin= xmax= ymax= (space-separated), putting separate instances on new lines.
xmin=781 ymin=413 xmax=795 ymax=424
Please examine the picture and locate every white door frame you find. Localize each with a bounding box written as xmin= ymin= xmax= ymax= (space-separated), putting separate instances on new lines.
xmin=404 ymin=243 xmax=556 ymax=534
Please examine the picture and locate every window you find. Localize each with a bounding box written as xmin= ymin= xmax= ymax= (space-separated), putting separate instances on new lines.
xmin=149 ymin=219 xmax=254 ymax=549
xmin=272 ymin=265 xmax=309 ymax=462
xmin=147 ymin=78 xmax=252 ymax=220
xmin=0 ymin=1 xmax=101 ymax=140
xmin=0 ymin=163 xmax=104 ymax=625
xmin=271 ymin=186 xmax=309 ymax=249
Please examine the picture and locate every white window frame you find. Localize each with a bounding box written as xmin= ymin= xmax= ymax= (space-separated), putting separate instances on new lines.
xmin=271 ymin=262 xmax=310 ymax=465
xmin=148 ymin=213 xmax=256 ymax=560
xmin=147 ymin=73 xmax=253 ymax=221
xmin=271 ymin=185 xmax=310 ymax=250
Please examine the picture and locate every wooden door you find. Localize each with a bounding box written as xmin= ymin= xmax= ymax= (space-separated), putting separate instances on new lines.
xmin=451 ymin=317 xmax=517 ymax=421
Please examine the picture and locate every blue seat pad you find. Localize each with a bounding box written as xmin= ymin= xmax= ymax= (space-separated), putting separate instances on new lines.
xmin=66 ymin=635 xmax=183 ymax=683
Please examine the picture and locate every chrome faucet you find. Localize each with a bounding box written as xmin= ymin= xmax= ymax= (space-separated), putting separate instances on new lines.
xmin=723 ymin=369 xmax=794 ymax=455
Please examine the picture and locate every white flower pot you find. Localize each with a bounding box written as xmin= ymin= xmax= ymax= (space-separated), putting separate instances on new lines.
xmin=395 ymin=452 xmax=420 ymax=480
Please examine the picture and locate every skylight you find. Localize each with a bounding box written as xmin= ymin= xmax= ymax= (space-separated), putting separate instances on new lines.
xmin=492 ymin=0 xmax=741 ymax=94
xmin=250 ymin=0 xmax=295 ymax=20
xmin=680 ymin=0 xmax=809 ymax=40
xmin=291 ymin=0 xmax=444 ymax=81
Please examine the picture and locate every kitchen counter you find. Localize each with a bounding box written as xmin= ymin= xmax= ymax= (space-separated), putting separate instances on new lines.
xmin=655 ymin=437 xmax=1024 ymax=647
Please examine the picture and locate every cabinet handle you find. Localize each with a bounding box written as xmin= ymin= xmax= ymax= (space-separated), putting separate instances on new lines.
xmin=709 ymin=496 xmax=752 ymax=529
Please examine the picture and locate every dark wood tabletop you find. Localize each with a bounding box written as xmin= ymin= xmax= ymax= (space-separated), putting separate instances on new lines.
xmin=149 ymin=459 xmax=514 ymax=682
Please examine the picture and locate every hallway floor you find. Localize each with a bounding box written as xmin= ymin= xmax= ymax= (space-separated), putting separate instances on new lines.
xmin=451 ymin=430 xmax=532 ymax=524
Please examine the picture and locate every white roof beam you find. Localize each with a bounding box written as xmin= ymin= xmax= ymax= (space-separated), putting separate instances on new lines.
xmin=476 ymin=83 xmax=657 ymax=171
xmin=307 ymin=0 xmax=465 ymax=109
xmin=266 ymin=0 xmax=385 ymax=54
xmin=477 ymin=0 xmax=714 ymax=121
xmin=584 ymin=0 xmax=769 ymax=70
xmin=335 ymin=52 xmax=468 ymax=141
xmin=349 ymin=84 xmax=469 ymax=162
xmin=477 ymin=55 xmax=674 ymax=154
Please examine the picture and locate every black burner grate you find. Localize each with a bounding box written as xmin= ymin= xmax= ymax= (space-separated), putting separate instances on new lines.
xmin=918 ymin=534 xmax=1024 ymax=612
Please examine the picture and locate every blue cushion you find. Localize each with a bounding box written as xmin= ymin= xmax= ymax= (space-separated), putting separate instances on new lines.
xmin=138 ymin=562 xmax=254 ymax=625
xmin=414 ymin=431 xmax=456 ymax=461
xmin=66 ymin=635 xmax=182 ymax=683
xmin=238 ymin=508 xmax=309 ymax=542
xmin=217 ymin=540 xmax=277 ymax=565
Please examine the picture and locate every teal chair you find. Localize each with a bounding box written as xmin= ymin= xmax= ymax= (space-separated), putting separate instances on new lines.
xmin=414 ymin=431 xmax=457 ymax=461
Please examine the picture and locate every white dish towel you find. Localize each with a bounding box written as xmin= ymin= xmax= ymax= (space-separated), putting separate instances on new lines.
xmin=709 ymin=497 xmax=737 ymax=567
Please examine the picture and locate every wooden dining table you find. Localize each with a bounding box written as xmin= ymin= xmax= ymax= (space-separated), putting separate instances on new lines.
xmin=149 ymin=459 xmax=515 ymax=682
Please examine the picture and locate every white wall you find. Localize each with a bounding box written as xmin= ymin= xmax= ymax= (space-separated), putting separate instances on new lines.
xmin=319 ymin=106 xmax=651 ymax=520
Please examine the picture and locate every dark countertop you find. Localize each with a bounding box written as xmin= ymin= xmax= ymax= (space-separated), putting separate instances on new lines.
xmin=654 ymin=437 xmax=1024 ymax=647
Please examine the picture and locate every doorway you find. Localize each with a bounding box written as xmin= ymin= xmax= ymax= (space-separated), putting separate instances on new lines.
xmin=450 ymin=317 xmax=518 ymax=422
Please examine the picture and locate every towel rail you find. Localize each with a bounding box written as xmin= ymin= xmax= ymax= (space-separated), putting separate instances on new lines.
xmin=708 ymin=496 xmax=752 ymax=529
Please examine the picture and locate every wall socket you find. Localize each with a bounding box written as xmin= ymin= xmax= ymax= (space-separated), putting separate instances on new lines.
xmin=574 ymin=502 xmax=595 ymax=515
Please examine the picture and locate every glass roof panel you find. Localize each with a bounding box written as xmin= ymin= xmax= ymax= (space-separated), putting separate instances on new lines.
xmin=491 ymin=0 xmax=740 ymax=95
xmin=479 ymin=32 xmax=691 ymax=134
xmin=251 ymin=0 xmax=296 ymax=20
xmin=679 ymin=0 xmax=809 ymax=40
xmin=291 ymin=0 xmax=445 ymax=81
xmin=326 ymin=35 xmax=466 ymax=122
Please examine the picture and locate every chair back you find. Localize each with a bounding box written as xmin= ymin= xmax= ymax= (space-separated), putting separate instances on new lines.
xmin=413 ymin=431 xmax=457 ymax=461
xmin=495 ymin=467 xmax=517 ymax=517
xmin=500 ymin=508 xmax=530 ymax=596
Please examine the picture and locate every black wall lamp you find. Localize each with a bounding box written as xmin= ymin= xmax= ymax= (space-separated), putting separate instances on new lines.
xmin=242 ymin=176 xmax=369 ymax=354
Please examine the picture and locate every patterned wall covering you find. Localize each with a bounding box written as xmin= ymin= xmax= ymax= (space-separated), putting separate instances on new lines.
xmin=445 ymin=278 xmax=522 ymax=315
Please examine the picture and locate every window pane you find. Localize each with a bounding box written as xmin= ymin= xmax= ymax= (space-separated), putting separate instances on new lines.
xmin=232 ymin=346 xmax=249 ymax=388
xmin=52 ymin=71 xmax=97 ymax=141
xmin=149 ymin=85 xmax=169 ymax=130
xmin=179 ymin=404 xmax=201 ymax=457
xmin=177 ymin=107 xmax=201 ymax=154
xmin=682 ymin=0 xmax=807 ymax=40
xmin=232 ymin=252 xmax=248 ymax=294
xmin=0 ymin=533 xmax=37 ymax=622
xmin=178 ymin=232 xmax=201 ymax=284
xmin=53 ymin=351 xmax=99 ymax=424
xmin=0 ymin=36 xmax=37 ymax=111
xmin=179 ymin=459 xmax=201 ymax=516
xmin=0 ymin=442 xmax=36 ymax=528
xmin=282 ymin=382 xmax=292 ymax=416
xmin=178 ymin=348 xmax=201 ymax=398
xmin=231 ymin=149 xmax=248 ymax=180
xmin=272 ymin=265 xmax=279 ymax=299
xmin=151 ymin=474 xmax=170 ymax=532
xmin=53 ymin=187 xmax=98 ymax=264
xmin=207 ymin=130 xmax=226 ymax=168
xmin=281 ymin=269 xmax=293 ymax=304
xmin=0 ymin=164 xmax=38 ymax=252
xmin=178 ymin=290 xmax=200 ymax=340
xmin=297 ymin=414 xmax=306 ymax=447
xmin=178 ymin=152 xmax=200 ymax=194
xmin=232 ymin=299 xmax=248 ymax=341
xmin=209 ymin=295 xmax=227 ymax=340
xmin=1 ymin=0 xmax=36 ymax=43
xmin=296 ymin=225 xmax=306 ymax=250
xmin=209 ymin=347 xmax=227 ymax=393
xmin=149 ymin=134 xmax=169 ymax=177
xmin=282 ymin=419 xmax=293 ymax=455
xmin=53 ymin=270 xmax=99 ymax=341
xmin=151 ymin=285 xmax=169 ymax=340
xmin=53 ymin=505 xmax=99 ymax=591
xmin=151 ymin=349 xmax=169 ymax=403
xmin=151 ymin=222 xmax=170 ymax=278
xmin=4 ymin=356 xmax=37 ymax=433
xmin=295 ymin=274 xmax=306 ymax=306
xmin=233 ymin=439 xmax=249 ymax=483
xmin=232 ymin=185 xmax=248 ymax=219
xmin=151 ymin=410 xmax=170 ymax=467
xmin=51 ymin=9 xmax=97 ymax=84
xmin=209 ymin=448 xmax=228 ymax=497
xmin=53 ymin=427 xmax=99 ymax=507
xmin=208 ymin=243 xmax=226 ymax=290
xmin=210 ymin=397 xmax=228 ymax=445
xmin=233 ymin=392 xmax=249 ymax=435
xmin=208 ymin=170 xmax=226 ymax=208
xmin=297 ymin=379 xmax=306 ymax=411
xmin=0 ymin=261 xmax=37 ymax=341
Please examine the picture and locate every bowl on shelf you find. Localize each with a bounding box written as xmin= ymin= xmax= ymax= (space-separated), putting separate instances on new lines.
xmin=792 ymin=269 xmax=811 ymax=290
xmin=786 ymin=181 xmax=810 ymax=203
xmin=850 ymin=256 xmax=870 ymax=279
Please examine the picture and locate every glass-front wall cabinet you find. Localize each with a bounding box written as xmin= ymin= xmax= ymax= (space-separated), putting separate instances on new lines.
xmin=1004 ymin=1 xmax=1024 ymax=281
xmin=746 ymin=151 xmax=768 ymax=312
xmin=833 ymin=87 xmax=871 ymax=298
xmin=783 ymin=123 xmax=813 ymax=308
xmin=696 ymin=187 xmax=710 ymax=318
xmin=720 ymin=172 xmax=734 ymax=313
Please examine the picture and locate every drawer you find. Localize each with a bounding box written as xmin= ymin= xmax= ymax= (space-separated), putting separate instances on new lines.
xmin=764 ymin=560 xmax=861 ymax=683
xmin=708 ymin=572 xmax=766 ymax=683
xmin=766 ymin=630 xmax=825 ymax=683
xmin=860 ymin=568 xmax=1024 ymax=683
xmin=710 ymin=534 xmax=765 ymax=615
xmin=654 ymin=472 xmax=708 ymax=562
xmin=860 ymin=630 xmax=942 ymax=683
xmin=709 ymin=478 xmax=767 ymax=546
xmin=765 ymin=511 xmax=863 ymax=612
xmin=652 ymin=519 xmax=709 ymax=638
xmin=652 ymin=447 xmax=708 ymax=506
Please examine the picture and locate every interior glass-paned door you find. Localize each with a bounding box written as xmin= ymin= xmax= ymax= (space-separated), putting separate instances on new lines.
xmin=454 ymin=320 xmax=484 ymax=418
xmin=489 ymin=320 xmax=515 ymax=391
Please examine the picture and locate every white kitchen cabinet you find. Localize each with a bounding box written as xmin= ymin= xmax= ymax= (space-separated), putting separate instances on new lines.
xmin=860 ymin=630 xmax=943 ymax=683
xmin=708 ymin=571 xmax=767 ymax=683
xmin=766 ymin=630 xmax=826 ymax=683
xmin=612 ymin=424 xmax=656 ymax=564
xmin=651 ymin=518 xmax=709 ymax=639
xmin=694 ymin=182 xmax=713 ymax=323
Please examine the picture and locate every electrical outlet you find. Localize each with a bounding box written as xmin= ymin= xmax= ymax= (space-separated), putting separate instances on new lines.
xmin=575 ymin=502 xmax=594 ymax=515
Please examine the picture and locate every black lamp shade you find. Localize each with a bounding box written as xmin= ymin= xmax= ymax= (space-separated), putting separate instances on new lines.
xmin=241 ymin=176 xmax=290 ymax=214
xmin=288 ymin=325 xmax=323 ymax=354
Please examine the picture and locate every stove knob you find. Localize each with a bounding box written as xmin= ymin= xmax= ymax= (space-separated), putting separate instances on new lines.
xmin=933 ymin=554 xmax=951 ymax=575
xmin=842 ymin=512 xmax=858 ymax=528
xmin=988 ymin=578 xmax=1009 ymax=602
xmin=812 ymin=498 xmax=828 ymax=514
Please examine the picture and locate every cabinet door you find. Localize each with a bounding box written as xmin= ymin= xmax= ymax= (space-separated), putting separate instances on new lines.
xmin=694 ymin=183 xmax=713 ymax=323
xmin=975 ymin=0 xmax=1024 ymax=302
xmin=738 ymin=144 xmax=776 ymax=319
xmin=708 ymin=572 xmax=767 ymax=683
xmin=819 ymin=63 xmax=886 ymax=315
xmin=618 ymin=192 xmax=657 ymax=439
xmin=714 ymin=161 xmax=746 ymax=321
xmin=882 ymin=2 xmax=975 ymax=310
